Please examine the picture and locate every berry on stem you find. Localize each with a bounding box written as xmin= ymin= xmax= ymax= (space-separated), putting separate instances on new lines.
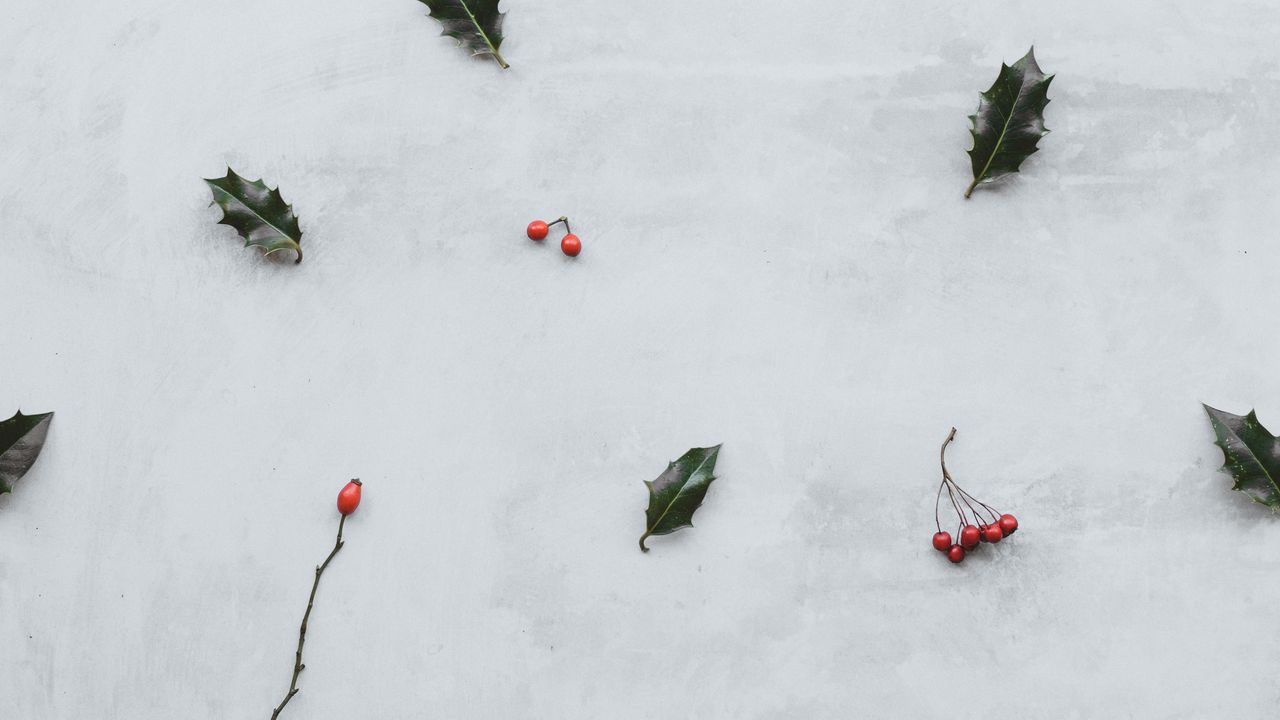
xmin=527 ymin=220 xmax=549 ymax=241
xmin=959 ymin=525 xmax=980 ymax=549
xmin=983 ymin=523 xmax=1004 ymax=543
xmin=561 ymin=234 xmax=581 ymax=257
xmin=337 ymin=479 xmax=362 ymax=516
xmin=932 ymin=531 xmax=952 ymax=552
xmin=999 ymin=513 xmax=1019 ymax=535
xmin=947 ymin=545 xmax=965 ymax=563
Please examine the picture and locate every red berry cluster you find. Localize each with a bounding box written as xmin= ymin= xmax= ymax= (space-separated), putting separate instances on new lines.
xmin=527 ymin=216 xmax=581 ymax=257
xmin=931 ymin=428 xmax=1019 ymax=564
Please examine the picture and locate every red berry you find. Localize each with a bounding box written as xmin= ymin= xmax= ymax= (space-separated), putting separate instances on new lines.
xmin=932 ymin=531 xmax=952 ymax=552
xmin=959 ymin=525 xmax=981 ymax=549
xmin=527 ymin=220 xmax=548 ymax=241
xmin=947 ymin=544 xmax=965 ymax=563
xmin=561 ymin=234 xmax=581 ymax=257
xmin=977 ymin=524 xmax=990 ymax=542
xmin=337 ymin=479 xmax=362 ymax=516
xmin=999 ymin=513 xmax=1018 ymax=535
xmin=983 ymin=523 xmax=1003 ymax=543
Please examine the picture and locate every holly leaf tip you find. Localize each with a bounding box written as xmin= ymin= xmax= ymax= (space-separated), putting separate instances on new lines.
xmin=0 ymin=409 xmax=54 ymax=496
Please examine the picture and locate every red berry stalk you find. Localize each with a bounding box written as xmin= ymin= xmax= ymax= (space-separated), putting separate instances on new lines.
xmin=271 ymin=479 xmax=363 ymax=719
xmin=931 ymin=429 xmax=1018 ymax=564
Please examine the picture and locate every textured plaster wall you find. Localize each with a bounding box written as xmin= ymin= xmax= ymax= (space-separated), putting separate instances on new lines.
xmin=4 ymin=1 xmax=1280 ymax=718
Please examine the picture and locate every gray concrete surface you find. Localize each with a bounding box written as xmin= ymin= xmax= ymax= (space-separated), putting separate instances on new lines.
xmin=4 ymin=1 xmax=1280 ymax=717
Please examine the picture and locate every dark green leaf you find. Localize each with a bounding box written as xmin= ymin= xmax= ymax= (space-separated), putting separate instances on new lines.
xmin=0 ymin=410 xmax=53 ymax=495
xmin=965 ymin=47 xmax=1053 ymax=198
xmin=1204 ymin=405 xmax=1280 ymax=509
xmin=639 ymin=445 xmax=721 ymax=552
xmin=417 ymin=0 xmax=509 ymax=69
xmin=204 ymin=168 xmax=304 ymax=264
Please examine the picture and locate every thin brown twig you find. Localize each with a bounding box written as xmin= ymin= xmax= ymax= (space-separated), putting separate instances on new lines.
xmin=944 ymin=481 xmax=968 ymax=526
xmin=953 ymin=483 xmax=1001 ymax=524
xmin=939 ymin=427 xmax=957 ymax=481
xmin=271 ymin=514 xmax=347 ymax=719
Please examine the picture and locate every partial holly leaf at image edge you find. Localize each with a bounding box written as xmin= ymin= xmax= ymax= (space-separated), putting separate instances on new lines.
xmin=639 ymin=445 xmax=722 ymax=552
xmin=1204 ymin=404 xmax=1280 ymax=509
xmin=203 ymin=168 xmax=304 ymax=264
xmin=416 ymin=0 xmax=509 ymax=69
xmin=965 ymin=47 xmax=1054 ymax=198
xmin=0 ymin=410 xmax=54 ymax=495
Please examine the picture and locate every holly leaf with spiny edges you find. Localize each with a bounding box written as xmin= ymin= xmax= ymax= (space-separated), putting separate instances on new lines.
xmin=639 ymin=445 xmax=722 ymax=552
xmin=0 ymin=410 xmax=53 ymax=496
xmin=965 ymin=47 xmax=1053 ymax=198
xmin=204 ymin=168 xmax=304 ymax=264
xmin=1204 ymin=405 xmax=1280 ymax=510
xmin=417 ymin=0 xmax=508 ymax=69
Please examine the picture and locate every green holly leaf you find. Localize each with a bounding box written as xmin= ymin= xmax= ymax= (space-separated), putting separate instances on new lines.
xmin=0 ymin=410 xmax=54 ymax=496
xmin=965 ymin=47 xmax=1053 ymax=198
xmin=417 ymin=0 xmax=509 ymax=69
xmin=639 ymin=445 xmax=722 ymax=552
xmin=203 ymin=168 xmax=304 ymax=264
xmin=1204 ymin=405 xmax=1280 ymax=510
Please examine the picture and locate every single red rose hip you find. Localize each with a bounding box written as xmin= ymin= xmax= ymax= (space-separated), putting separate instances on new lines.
xmin=561 ymin=234 xmax=581 ymax=257
xmin=337 ymin=479 xmax=362 ymax=516
xmin=959 ymin=525 xmax=981 ymax=549
xmin=983 ymin=523 xmax=1003 ymax=543
xmin=947 ymin=544 xmax=965 ymax=563
xmin=527 ymin=220 xmax=549 ymax=241
xmin=932 ymin=531 xmax=952 ymax=552
xmin=999 ymin=513 xmax=1018 ymax=535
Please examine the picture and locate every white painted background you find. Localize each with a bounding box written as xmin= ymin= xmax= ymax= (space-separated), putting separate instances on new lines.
xmin=4 ymin=1 xmax=1280 ymax=717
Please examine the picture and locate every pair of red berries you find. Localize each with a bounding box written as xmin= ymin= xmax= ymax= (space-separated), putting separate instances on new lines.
xmin=932 ymin=513 xmax=1018 ymax=563
xmin=527 ymin=216 xmax=581 ymax=257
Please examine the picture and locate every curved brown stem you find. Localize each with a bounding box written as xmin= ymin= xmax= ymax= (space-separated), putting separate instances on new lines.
xmin=939 ymin=427 xmax=957 ymax=481
xmin=270 ymin=514 xmax=346 ymax=719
